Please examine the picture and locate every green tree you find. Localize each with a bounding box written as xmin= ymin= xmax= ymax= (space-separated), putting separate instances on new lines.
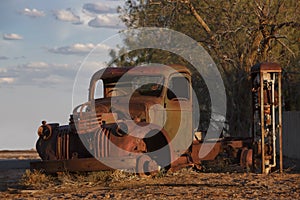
xmin=112 ymin=0 xmax=300 ymax=135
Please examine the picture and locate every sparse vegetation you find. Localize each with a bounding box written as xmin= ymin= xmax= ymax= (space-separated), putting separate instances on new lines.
xmin=0 ymin=166 xmax=296 ymax=199
xmin=21 ymin=170 xmax=54 ymax=189
xmin=20 ymin=169 xmax=139 ymax=190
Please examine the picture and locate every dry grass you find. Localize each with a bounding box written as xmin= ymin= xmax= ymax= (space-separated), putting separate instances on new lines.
xmin=20 ymin=169 xmax=139 ymax=190
xmin=6 ymin=167 xmax=299 ymax=199
xmin=21 ymin=170 xmax=54 ymax=189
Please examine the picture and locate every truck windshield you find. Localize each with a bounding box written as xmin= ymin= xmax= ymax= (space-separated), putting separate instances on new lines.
xmin=103 ymin=75 xmax=164 ymax=97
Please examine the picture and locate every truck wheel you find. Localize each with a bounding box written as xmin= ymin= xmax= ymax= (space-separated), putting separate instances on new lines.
xmin=136 ymin=154 xmax=160 ymax=177
xmin=144 ymin=131 xmax=170 ymax=164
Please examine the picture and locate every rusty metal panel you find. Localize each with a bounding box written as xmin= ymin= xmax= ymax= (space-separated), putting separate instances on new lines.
xmin=191 ymin=141 xmax=222 ymax=161
xmin=30 ymin=157 xmax=137 ymax=173
xmin=251 ymin=62 xmax=282 ymax=73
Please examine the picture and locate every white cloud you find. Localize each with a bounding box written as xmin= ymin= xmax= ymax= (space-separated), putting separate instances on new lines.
xmin=3 ymin=33 xmax=23 ymax=40
xmin=0 ymin=61 xmax=77 ymax=87
xmin=88 ymin=14 xmax=124 ymax=28
xmin=32 ymin=74 xmax=66 ymax=85
xmin=20 ymin=8 xmax=45 ymax=18
xmin=25 ymin=62 xmax=49 ymax=69
xmin=83 ymin=3 xmax=117 ymax=15
xmin=48 ymin=43 xmax=110 ymax=55
xmin=53 ymin=8 xmax=82 ymax=24
xmin=0 ymin=68 xmax=7 ymax=73
xmin=0 ymin=77 xmax=15 ymax=84
xmin=51 ymin=63 xmax=70 ymax=68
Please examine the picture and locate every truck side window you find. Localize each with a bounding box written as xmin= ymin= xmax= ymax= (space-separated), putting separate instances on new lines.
xmin=167 ymin=76 xmax=190 ymax=100
xmin=94 ymin=80 xmax=104 ymax=99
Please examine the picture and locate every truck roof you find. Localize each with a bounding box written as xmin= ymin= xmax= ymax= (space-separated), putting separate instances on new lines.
xmin=91 ymin=64 xmax=191 ymax=81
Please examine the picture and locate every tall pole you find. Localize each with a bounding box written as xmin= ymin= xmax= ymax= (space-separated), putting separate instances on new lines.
xmin=278 ymin=72 xmax=283 ymax=173
xmin=260 ymin=72 xmax=265 ymax=174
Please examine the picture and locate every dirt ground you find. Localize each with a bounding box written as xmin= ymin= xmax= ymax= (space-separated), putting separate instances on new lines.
xmin=0 ymin=150 xmax=299 ymax=200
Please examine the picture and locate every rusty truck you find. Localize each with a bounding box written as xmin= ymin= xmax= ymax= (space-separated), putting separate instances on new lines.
xmin=31 ymin=62 xmax=283 ymax=175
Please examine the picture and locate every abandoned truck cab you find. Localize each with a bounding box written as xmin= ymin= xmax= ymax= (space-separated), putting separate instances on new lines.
xmin=85 ymin=65 xmax=194 ymax=152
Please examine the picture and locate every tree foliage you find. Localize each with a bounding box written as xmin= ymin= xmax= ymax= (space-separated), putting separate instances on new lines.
xmin=112 ymin=0 xmax=300 ymax=135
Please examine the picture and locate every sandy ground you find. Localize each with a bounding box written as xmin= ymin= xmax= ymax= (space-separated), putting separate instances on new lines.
xmin=0 ymin=150 xmax=299 ymax=199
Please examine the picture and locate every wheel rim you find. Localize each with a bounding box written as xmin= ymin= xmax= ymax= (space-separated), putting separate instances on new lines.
xmin=136 ymin=154 xmax=160 ymax=177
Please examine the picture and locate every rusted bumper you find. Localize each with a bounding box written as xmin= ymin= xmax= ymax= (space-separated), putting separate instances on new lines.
xmin=30 ymin=156 xmax=137 ymax=173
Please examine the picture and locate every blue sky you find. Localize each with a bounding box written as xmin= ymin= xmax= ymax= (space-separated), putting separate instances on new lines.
xmin=0 ymin=0 xmax=125 ymax=149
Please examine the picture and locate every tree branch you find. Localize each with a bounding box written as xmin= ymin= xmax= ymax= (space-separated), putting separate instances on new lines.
xmin=276 ymin=38 xmax=296 ymax=58
xmin=186 ymin=0 xmax=212 ymax=34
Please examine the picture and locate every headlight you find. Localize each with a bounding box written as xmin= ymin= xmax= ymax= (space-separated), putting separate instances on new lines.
xmin=37 ymin=121 xmax=52 ymax=140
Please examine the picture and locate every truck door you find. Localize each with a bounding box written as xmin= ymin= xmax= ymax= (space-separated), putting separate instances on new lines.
xmin=164 ymin=73 xmax=193 ymax=157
